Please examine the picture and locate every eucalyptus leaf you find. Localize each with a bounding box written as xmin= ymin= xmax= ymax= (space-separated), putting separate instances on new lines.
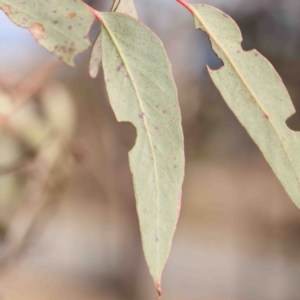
xmin=89 ymin=0 xmax=138 ymax=78
xmin=181 ymin=1 xmax=300 ymax=209
xmin=98 ymin=11 xmax=184 ymax=291
xmin=0 ymin=0 xmax=94 ymax=66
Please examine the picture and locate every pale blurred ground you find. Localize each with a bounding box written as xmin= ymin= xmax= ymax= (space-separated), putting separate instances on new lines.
xmin=1 ymin=0 xmax=300 ymax=300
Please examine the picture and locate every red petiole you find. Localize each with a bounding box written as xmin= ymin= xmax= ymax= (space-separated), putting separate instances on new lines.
xmin=176 ymin=0 xmax=195 ymax=14
xmin=80 ymin=0 xmax=104 ymax=23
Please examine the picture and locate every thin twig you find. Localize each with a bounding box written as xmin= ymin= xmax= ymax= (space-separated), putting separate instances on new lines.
xmin=112 ymin=0 xmax=121 ymax=12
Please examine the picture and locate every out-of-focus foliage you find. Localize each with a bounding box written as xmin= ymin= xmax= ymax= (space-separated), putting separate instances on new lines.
xmin=0 ymin=70 xmax=76 ymax=236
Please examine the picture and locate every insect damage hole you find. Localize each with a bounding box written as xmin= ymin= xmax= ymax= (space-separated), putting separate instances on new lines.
xmin=115 ymin=121 xmax=137 ymax=154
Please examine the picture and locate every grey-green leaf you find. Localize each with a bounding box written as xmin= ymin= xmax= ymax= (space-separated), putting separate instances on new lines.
xmin=0 ymin=0 xmax=94 ymax=66
xmin=98 ymin=11 xmax=184 ymax=291
xmin=185 ymin=2 xmax=300 ymax=209
xmin=89 ymin=0 xmax=138 ymax=78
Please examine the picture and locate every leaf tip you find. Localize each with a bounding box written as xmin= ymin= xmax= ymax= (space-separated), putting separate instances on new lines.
xmin=89 ymin=67 xmax=98 ymax=78
xmin=155 ymin=280 xmax=162 ymax=300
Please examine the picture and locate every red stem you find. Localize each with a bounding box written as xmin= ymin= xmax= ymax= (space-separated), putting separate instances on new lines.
xmin=155 ymin=280 xmax=162 ymax=300
xmin=80 ymin=0 xmax=103 ymax=23
xmin=176 ymin=0 xmax=195 ymax=14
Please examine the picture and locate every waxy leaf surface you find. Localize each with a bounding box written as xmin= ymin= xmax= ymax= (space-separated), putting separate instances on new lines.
xmin=186 ymin=3 xmax=300 ymax=208
xmin=99 ymin=11 xmax=184 ymax=288
xmin=0 ymin=0 xmax=94 ymax=66
xmin=89 ymin=0 xmax=138 ymax=78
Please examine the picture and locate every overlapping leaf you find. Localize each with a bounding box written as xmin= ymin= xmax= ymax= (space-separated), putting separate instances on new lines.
xmin=180 ymin=0 xmax=300 ymax=209
xmin=0 ymin=0 xmax=94 ymax=66
xmin=89 ymin=31 xmax=103 ymax=78
xmin=89 ymin=0 xmax=138 ymax=78
xmin=98 ymin=11 xmax=184 ymax=293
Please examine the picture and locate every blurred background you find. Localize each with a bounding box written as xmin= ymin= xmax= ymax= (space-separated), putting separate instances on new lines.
xmin=0 ymin=0 xmax=300 ymax=299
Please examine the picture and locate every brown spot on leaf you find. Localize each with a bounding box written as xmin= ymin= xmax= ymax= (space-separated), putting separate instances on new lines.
xmin=138 ymin=112 xmax=145 ymax=119
xmin=67 ymin=12 xmax=76 ymax=19
xmin=264 ymin=112 xmax=270 ymax=120
xmin=116 ymin=63 xmax=125 ymax=72
xmin=29 ymin=23 xmax=45 ymax=41
xmin=2 ymin=5 xmax=11 ymax=14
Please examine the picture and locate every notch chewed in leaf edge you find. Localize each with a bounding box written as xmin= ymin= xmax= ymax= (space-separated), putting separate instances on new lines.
xmin=178 ymin=0 xmax=300 ymax=210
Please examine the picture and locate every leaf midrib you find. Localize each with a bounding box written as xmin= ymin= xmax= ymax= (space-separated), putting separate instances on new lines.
xmin=100 ymin=13 xmax=161 ymax=276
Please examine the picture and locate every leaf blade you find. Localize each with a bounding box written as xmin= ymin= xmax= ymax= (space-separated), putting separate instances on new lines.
xmin=0 ymin=0 xmax=95 ymax=66
xmin=99 ymin=11 xmax=184 ymax=287
xmin=185 ymin=2 xmax=300 ymax=209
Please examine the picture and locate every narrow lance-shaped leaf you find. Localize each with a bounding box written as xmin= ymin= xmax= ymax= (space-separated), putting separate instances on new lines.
xmin=0 ymin=0 xmax=94 ymax=66
xmin=89 ymin=0 xmax=138 ymax=78
xmin=179 ymin=0 xmax=300 ymax=209
xmin=98 ymin=11 xmax=184 ymax=295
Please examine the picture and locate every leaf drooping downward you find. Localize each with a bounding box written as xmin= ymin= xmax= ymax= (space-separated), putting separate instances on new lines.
xmin=179 ymin=0 xmax=300 ymax=209
xmin=98 ymin=11 xmax=184 ymax=294
xmin=0 ymin=0 xmax=94 ymax=66
xmin=89 ymin=0 xmax=138 ymax=78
